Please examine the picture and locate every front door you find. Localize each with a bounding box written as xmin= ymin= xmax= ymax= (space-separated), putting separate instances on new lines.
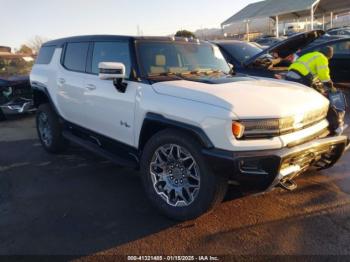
xmin=82 ymin=41 xmax=136 ymax=146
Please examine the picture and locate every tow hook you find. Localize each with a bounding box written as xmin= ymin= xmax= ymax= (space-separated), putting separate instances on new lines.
xmin=279 ymin=180 xmax=298 ymax=191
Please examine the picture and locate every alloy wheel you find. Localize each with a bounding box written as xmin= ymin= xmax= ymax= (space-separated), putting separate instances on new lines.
xmin=38 ymin=112 xmax=52 ymax=147
xmin=150 ymin=144 xmax=201 ymax=207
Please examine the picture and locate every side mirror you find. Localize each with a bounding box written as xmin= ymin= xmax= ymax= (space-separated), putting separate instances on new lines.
xmin=98 ymin=62 xmax=128 ymax=93
xmin=228 ymin=63 xmax=235 ymax=75
xmin=99 ymin=62 xmax=126 ymax=80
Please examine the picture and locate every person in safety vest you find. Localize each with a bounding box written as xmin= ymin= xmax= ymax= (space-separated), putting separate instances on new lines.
xmin=286 ymin=46 xmax=348 ymax=135
xmin=286 ymin=46 xmax=335 ymax=91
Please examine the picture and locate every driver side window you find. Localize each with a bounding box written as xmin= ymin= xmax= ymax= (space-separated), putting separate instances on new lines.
xmin=91 ymin=41 xmax=132 ymax=78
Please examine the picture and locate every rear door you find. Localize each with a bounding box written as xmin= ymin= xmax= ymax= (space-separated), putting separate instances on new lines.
xmin=57 ymin=42 xmax=89 ymax=126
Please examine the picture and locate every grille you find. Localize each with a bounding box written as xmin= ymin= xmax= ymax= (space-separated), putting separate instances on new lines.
xmin=301 ymin=106 xmax=328 ymax=129
xmin=281 ymin=143 xmax=337 ymax=173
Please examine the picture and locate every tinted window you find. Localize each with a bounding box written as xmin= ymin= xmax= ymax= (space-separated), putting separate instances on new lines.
xmin=63 ymin=42 xmax=89 ymax=72
xmin=0 ymin=79 xmax=8 ymax=86
xmin=221 ymin=42 xmax=263 ymax=62
xmin=309 ymin=40 xmax=350 ymax=56
xmin=91 ymin=42 xmax=131 ymax=76
xmin=36 ymin=46 xmax=55 ymax=64
xmin=331 ymin=40 xmax=350 ymax=55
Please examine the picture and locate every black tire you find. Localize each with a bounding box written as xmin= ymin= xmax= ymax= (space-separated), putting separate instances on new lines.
xmin=140 ymin=129 xmax=228 ymax=221
xmin=0 ymin=109 xmax=6 ymax=121
xmin=36 ymin=103 xmax=68 ymax=153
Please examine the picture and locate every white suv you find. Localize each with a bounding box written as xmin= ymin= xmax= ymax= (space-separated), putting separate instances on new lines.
xmin=30 ymin=35 xmax=349 ymax=220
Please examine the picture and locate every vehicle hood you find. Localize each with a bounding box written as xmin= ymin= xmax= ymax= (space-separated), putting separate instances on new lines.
xmin=151 ymin=77 xmax=329 ymax=119
xmin=244 ymin=30 xmax=325 ymax=66
xmin=0 ymin=76 xmax=30 ymax=87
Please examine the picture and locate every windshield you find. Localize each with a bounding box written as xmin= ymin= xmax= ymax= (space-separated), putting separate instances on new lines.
xmin=220 ymin=42 xmax=263 ymax=62
xmin=137 ymin=41 xmax=230 ymax=77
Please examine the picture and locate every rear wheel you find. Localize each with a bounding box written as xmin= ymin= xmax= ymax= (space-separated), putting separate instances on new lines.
xmin=36 ymin=103 xmax=68 ymax=153
xmin=141 ymin=129 xmax=228 ymax=221
xmin=0 ymin=109 xmax=6 ymax=121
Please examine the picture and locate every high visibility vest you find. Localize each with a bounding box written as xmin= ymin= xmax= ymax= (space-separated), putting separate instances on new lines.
xmin=288 ymin=51 xmax=331 ymax=82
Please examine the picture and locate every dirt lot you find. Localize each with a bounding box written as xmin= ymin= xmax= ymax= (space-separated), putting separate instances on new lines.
xmin=1 ymin=107 xmax=350 ymax=257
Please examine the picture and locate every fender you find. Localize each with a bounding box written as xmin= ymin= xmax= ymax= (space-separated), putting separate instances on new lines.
xmin=139 ymin=112 xmax=214 ymax=150
xmin=31 ymin=82 xmax=60 ymax=115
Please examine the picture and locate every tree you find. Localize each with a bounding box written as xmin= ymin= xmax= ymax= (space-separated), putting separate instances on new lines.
xmin=17 ymin=45 xmax=33 ymax=55
xmin=27 ymin=35 xmax=49 ymax=54
xmin=175 ymin=30 xmax=196 ymax=38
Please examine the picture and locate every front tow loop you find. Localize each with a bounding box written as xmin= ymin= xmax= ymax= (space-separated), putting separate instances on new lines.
xmin=279 ymin=180 xmax=298 ymax=191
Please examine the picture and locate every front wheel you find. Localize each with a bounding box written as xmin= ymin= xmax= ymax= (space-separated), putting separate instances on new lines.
xmin=140 ymin=129 xmax=228 ymax=221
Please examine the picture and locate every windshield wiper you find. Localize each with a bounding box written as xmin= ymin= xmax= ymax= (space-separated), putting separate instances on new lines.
xmin=147 ymin=72 xmax=184 ymax=80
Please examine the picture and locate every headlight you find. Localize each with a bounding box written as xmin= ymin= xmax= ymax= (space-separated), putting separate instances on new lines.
xmin=234 ymin=107 xmax=328 ymax=139
xmin=237 ymin=117 xmax=294 ymax=139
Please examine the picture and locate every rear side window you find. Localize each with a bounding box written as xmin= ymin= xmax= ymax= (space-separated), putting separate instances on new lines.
xmin=63 ymin=42 xmax=89 ymax=72
xmin=91 ymin=42 xmax=131 ymax=76
xmin=36 ymin=46 xmax=55 ymax=64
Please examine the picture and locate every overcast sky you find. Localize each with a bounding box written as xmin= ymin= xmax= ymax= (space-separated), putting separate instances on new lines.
xmin=1 ymin=0 xmax=258 ymax=49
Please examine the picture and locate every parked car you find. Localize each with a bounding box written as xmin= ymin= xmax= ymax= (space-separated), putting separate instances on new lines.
xmin=296 ymin=37 xmax=350 ymax=83
xmin=0 ymin=76 xmax=34 ymax=120
xmin=215 ymin=30 xmax=349 ymax=84
xmin=326 ymin=27 xmax=350 ymax=37
xmin=30 ymin=35 xmax=349 ymax=220
xmin=213 ymin=39 xmax=286 ymax=78
xmin=255 ymin=36 xmax=284 ymax=47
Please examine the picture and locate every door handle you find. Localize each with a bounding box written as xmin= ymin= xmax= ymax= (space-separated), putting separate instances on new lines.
xmin=58 ymin=78 xmax=66 ymax=84
xmin=86 ymin=84 xmax=96 ymax=91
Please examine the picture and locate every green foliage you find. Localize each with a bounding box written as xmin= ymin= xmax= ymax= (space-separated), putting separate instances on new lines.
xmin=175 ymin=30 xmax=196 ymax=38
xmin=18 ymin=45 xmax=33 ymax=55
xmin=0 ymin=58 xmax=33 ymax=78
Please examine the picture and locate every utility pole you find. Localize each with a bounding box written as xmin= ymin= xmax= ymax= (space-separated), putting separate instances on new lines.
xmin=244 ymin=19 xmax=250 ymax=41
xmin=322 ymin=14 xmax=325 ymax=30
xmin=310 ymin=7 xmax=314 ymax=30
xmin=330 ymin=12 xmax=334 ymax=28
xmin=137 ymin=25 xmax=141 ymax=36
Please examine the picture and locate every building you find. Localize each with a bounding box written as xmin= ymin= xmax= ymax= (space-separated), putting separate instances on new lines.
xmin=0 ymin=46 xmax=35 ymax=62
xmin=222 ymin=0 xmax=350 ymax=38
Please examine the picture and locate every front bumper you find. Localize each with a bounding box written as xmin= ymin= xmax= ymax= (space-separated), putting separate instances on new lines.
xmin=0 ymin=98 xmax=35 ymax=115
xmin=203 ymin=135 xmax=349 ymax=192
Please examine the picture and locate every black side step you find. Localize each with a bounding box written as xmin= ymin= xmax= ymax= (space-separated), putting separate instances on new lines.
xmin=62 ymin=131 xmax=138 ymax=169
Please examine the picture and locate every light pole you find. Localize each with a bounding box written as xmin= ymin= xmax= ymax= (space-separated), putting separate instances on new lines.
xmin=244 ymin=19 xmax=250 ymax=41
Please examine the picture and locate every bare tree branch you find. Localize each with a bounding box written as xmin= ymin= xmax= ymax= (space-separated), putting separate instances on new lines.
xmin=27 ymin=36 xmax=49 ymax=54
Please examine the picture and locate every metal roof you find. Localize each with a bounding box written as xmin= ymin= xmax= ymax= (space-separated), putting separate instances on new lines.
xmin=221 ymin=1 xmax=268 ymax=25
xmin=222 ymin=0 xmax=350 ymax=26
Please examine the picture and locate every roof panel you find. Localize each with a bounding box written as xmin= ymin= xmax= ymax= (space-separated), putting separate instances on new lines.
xmin=221 ymin=0 xmax=268 ymax=25
xmin=222 ymin=0 xmax=317 ymax=26
xmin=222 ymin=0 xmax=350 ymax=26
xmin=318 ymin=0 xmax=350 ymax=13
xmin=257 ymin=0 xmax=316 ymax=17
